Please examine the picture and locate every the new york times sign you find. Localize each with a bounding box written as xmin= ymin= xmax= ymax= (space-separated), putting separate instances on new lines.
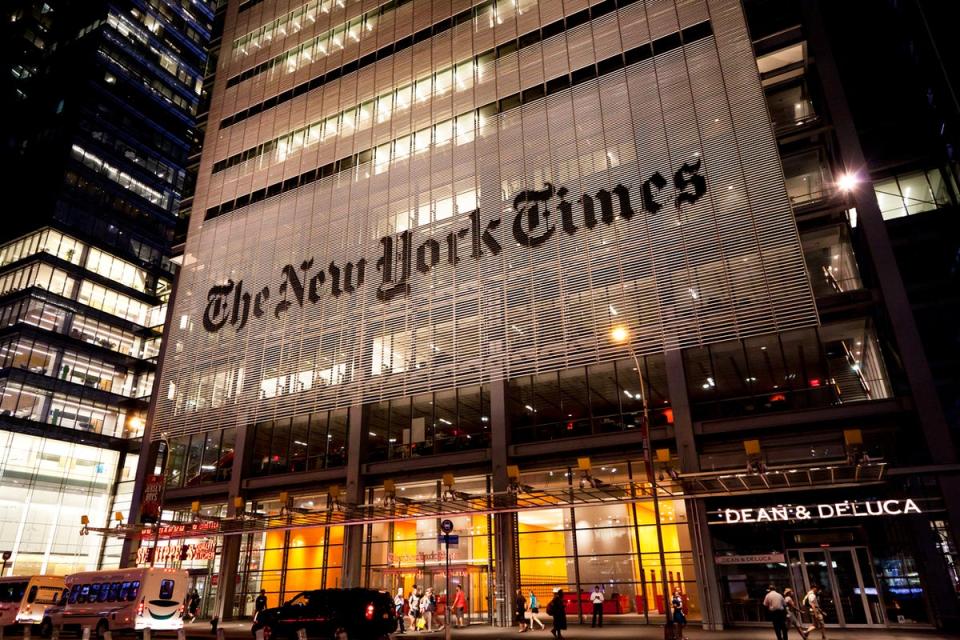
xmin=201 ymin=160 xmax=706 ymax=333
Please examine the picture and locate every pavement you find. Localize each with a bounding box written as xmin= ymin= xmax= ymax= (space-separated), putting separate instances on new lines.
xmin=181 ymin=621 xmax=960 ymax=639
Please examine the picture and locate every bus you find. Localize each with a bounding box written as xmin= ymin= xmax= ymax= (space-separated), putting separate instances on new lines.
xmin=0 ymin=576 xmax=66 ymax=628
xmin=43 ymin=568 xmax=187 ymax=637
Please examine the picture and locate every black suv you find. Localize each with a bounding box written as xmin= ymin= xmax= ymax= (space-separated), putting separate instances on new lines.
xmin=253 ymin=588 xmax=395 ymax=640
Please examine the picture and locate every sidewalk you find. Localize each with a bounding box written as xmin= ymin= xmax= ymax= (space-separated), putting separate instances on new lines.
xmin=184 ymin=621 xmax=959 ymax=640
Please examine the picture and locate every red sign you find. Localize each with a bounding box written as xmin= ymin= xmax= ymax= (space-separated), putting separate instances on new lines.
xmin=136 ymin=540 xmax=217 ymax=566
xmin=140 ymin=474 xmax=164 ymax=524
xmin=155 ymin=521 xmax=219 ymax=538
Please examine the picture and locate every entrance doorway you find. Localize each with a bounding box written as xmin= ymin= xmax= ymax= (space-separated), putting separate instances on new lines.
xmin=787 ymin=547 xmax=885 ymax=627
xmin=380 ymin=565 xmax=491 ymax=626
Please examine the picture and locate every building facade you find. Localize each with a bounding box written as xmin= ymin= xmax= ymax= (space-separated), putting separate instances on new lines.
xmin=133 ymin=0 xmax=960 ymax=630
xmin=0 ymin=0 xmax=214 ymax=575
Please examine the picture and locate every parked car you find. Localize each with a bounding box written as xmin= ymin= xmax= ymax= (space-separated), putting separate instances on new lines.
xmin=253 ymin=588 xmax=395 ymax=640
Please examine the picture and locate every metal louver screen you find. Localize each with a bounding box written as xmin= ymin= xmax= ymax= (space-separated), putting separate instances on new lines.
xmin=154 ymin=0 xmax=817 ymax=438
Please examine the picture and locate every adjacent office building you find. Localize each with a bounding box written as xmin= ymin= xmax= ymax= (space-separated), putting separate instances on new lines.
xmin=133 ymin=0 xmax=960 ymax=629
xmin=0 ymin=0 xmax=214 ymax=575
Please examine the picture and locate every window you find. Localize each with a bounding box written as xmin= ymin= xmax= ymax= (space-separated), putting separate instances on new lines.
xmin=159 ymin=579 xmax=175 ymax=599
xmin=27 ymin=585 xmax=38 ymax=603
xmin=874 ymin=168 xmax=957 ymax=220
xmin=128 ymin=581 xmax=140 ymax=601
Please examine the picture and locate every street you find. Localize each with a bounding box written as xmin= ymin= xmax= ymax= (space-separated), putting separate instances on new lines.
xmin=180 ymin=621 xmax=960 ymax=640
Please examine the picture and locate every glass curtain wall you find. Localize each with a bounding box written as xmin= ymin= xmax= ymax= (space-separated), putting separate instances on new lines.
xmin=517 ymin=463 xmax=696 ymax=623
xmin=235 ymin=495 xmax=344 ymax=617
xmin=0 ymin=431 xmax=120 ymax=575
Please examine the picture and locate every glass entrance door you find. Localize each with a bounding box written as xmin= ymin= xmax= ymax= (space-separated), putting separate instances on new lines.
xmin=787 ymin=547 xmax=885 ymax=627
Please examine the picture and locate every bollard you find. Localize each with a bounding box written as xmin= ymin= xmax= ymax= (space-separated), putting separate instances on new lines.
xmin=102 ymin=631 xmax=111 ymax=640
xmin=23 ymin=624 xmax=31 ymax=640
xmin=216 ymin=627 xmax=225 ymax=640
xmin=296 ymin=629 xmax=307 ymax=640
xmin=51 ymin=627 xmax=59 ymax=640
xmin=254 ymin=629 xmax=265 ymax=640
xmin=177 ymin=628 xmax=186 ymax=640
xmin=81 ymin=627 xmax=91 ymax=640
xmin=143 ymin=628 xmax=151 ymax=640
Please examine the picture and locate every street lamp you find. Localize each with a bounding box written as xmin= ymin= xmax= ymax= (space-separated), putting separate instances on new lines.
xmin=608 ymin=325 xmax=673 ymax=627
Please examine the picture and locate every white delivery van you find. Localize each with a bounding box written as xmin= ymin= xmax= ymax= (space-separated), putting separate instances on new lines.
xmin=0 ymin=576 xmax=66 ymax=627
xmin=43 ymin=568 xmax=187 ymax=637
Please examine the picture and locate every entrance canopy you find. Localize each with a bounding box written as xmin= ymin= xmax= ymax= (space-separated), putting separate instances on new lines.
xmin=677 ymin=460 xmax=886 ymax=498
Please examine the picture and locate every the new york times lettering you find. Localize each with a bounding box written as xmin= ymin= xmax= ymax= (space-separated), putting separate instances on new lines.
xmin=202 ymin=160 xmax=706 ymax=333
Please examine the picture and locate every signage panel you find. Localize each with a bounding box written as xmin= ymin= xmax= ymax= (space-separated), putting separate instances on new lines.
xmin=710 ymin=499 xmax=924 ymax=525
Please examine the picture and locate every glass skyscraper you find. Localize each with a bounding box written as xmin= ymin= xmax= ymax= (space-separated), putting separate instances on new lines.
xmin=0 ymin=0 xmax=215 ymax=575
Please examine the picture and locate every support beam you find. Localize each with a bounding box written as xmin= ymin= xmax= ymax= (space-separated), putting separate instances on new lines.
xmin=340 ymin=404 xmax=366 ymax=587
xmin=665 ymin=349 xmax=724 ymax=630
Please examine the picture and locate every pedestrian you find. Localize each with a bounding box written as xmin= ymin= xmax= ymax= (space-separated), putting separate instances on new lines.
xmin=423 ymin=587 xmax=437 ymax=631
xmin=528 ymin=590 xmax=545 ymax=630
xmin=515 ymin=588 xmax=529 ymax=632
xmin=763 ymin=585 xmax=788 ymax=640
xmin=547 ymin=589 xmax=566 ymax=639
xmin=255 ymin=589 xmax=268 ymax=616
xmin=394 ymin=587 xmax=406 ymax=634
xmin=452 ymin=584 xmax=467 ymax=628
xmin=189 ymin=589 xmax=201 ymax=621
xmin=784 ymin=588 xmax=809 ymax=639
xmin=802 ymin=585 xmax=828 ymax=640
xmin=590 ymin=585 xmax=604 ymax=628
xmin=672 ymin=587 xmax=687 ymax=640
xmin=408 ymin=585 xmax=421 ymax=632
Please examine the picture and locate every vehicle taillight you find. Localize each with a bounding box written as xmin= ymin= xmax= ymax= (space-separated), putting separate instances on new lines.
xmin=365 ymin=603 xmax=375 ymax=621
xmin=137 ymin=599 xmax=144 ymax=616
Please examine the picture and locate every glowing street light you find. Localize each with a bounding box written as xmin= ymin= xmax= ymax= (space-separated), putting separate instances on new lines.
xmin=609 ymin=324 xmax=630 ymax=345
xmin=837 ymin=172 xmax=859 ymax=193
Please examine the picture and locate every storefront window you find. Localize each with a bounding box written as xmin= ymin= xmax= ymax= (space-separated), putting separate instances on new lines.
xmin=517 ymin=462 xmax=695 ymax=623
xmin=236 ymin=495 xmax=343 ymax=617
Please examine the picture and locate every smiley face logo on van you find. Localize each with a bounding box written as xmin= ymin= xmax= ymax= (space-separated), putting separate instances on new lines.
xmin=146 ymin=600 xmax=180 ymax=620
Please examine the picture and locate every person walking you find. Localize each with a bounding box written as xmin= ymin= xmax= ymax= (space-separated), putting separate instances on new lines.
xmin=784 ymin=588 xmax=809 ymax=639
xmin=547 ymin=589 xmax=566 ymax=639
xmin=671 ymin=587 xmax=688 ymax=640
xmin=802 ymin=585 xmax=828 ymax=640
xmin=515 ymin=588 xmax=529 ymax=632
xmin=394 ymin=587 xmax=406 ymax=634
xmin=189 ymin=589 xmax=201 ymax=621
xmin=423 ymin=587 xmax=438 ymax=631
xmin=528 ymin=591 xmax=545 ymax=630
xmin=452 ymin=584 xmax=467 ymax=629
xmin=408 ymin=586 xmax=421 ymax=632
xmin=590 ymin=585 xmax=604 ymax=628
xmin=763 ymin=585 xmax=788 ymax=640
xmin=254 ymin=590 xmax=268 ymax=616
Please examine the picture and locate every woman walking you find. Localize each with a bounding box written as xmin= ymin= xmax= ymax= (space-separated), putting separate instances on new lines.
xmin=547 ymin=589 xmax=566 ymax=639
xmin=671 ymin=587 xmax=687 ymax=640
xmin=515 ymin=589 xmax=529 ymax=632
xmin=527 ymin=591 xmax=545 ymax=630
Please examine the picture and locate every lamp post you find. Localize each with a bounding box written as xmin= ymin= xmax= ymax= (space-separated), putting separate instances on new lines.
xmin=609 ymin=325 xmax=673 ymax=627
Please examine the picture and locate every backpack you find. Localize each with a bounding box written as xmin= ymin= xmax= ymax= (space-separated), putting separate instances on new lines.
xmin=546 ymin=599 xmax=555 ymax=616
